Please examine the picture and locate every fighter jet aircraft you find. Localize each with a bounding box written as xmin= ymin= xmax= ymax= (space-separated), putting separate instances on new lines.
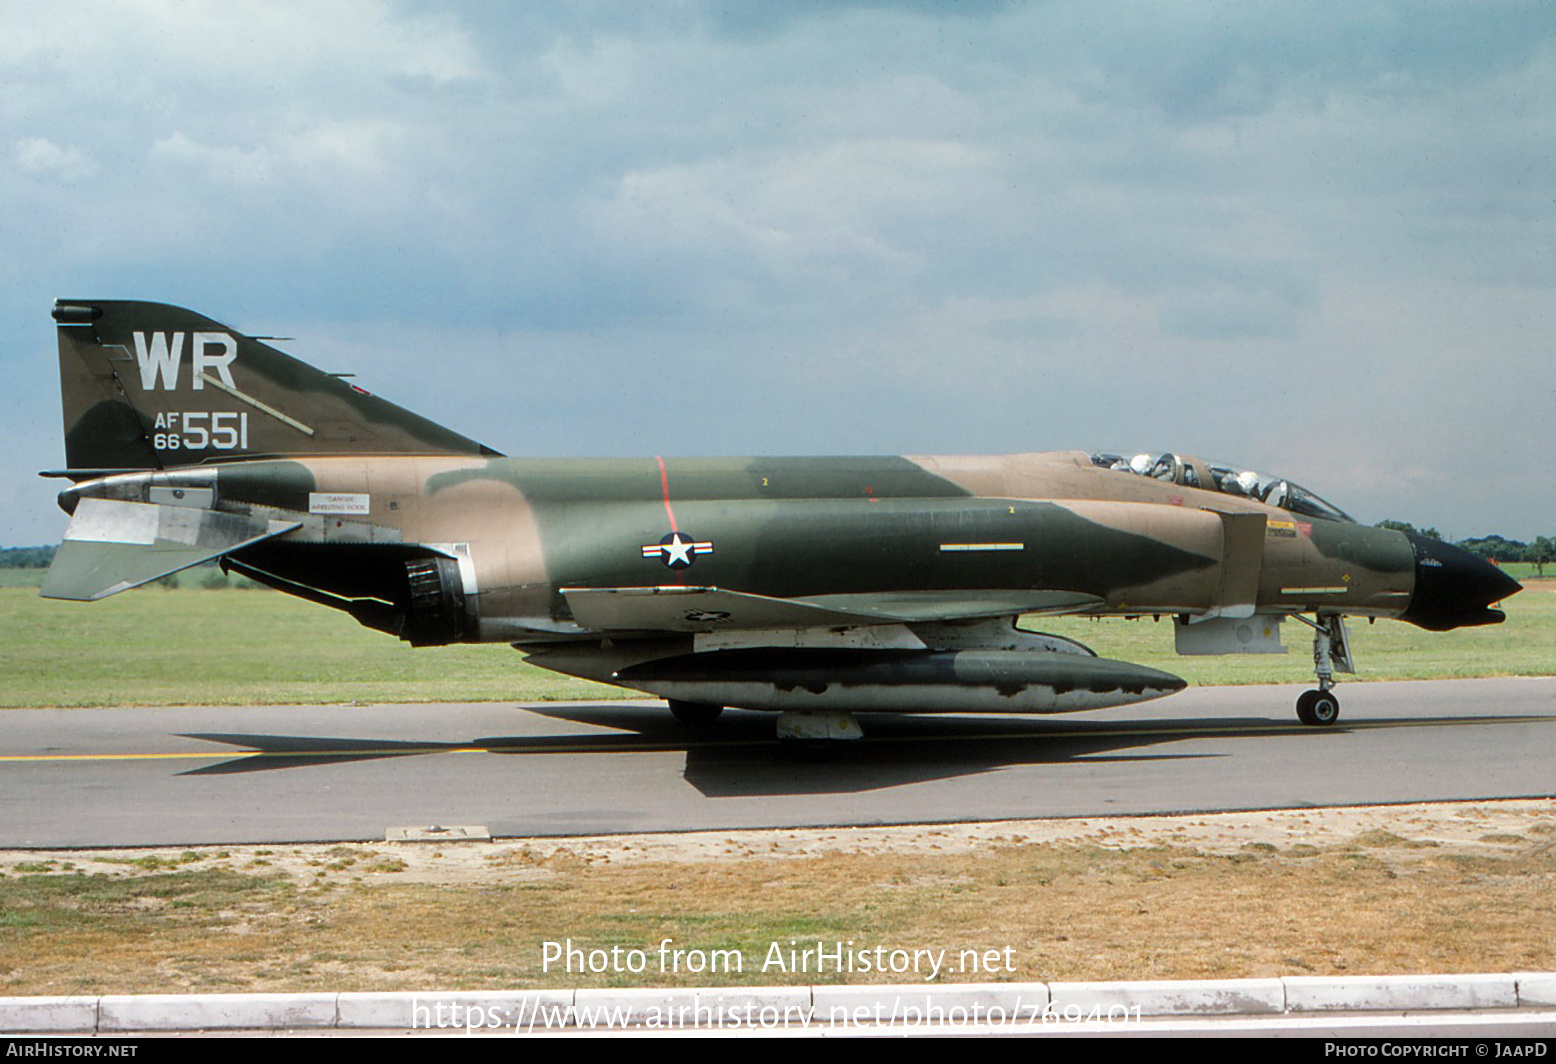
xmin=41 ymin=299 xmax=1521 ymax=747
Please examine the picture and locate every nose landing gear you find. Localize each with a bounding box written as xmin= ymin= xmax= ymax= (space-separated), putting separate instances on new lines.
xmin=1294 ymin=614 xmax=1352 ymax=726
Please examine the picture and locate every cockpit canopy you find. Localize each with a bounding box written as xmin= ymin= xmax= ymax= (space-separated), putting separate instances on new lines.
xmin=1089 ymin=451 xmax=1355 ymax=524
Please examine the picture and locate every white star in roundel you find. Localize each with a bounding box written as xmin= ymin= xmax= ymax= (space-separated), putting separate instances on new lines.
xmin=640 ymin=530 xmax=714 ymax=570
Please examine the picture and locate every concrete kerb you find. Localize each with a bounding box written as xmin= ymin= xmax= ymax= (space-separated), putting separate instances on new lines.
xmin=98 ymin=992 xmax=337 ymax=1033
xmin=1282 ymin=973 xmax=1518 ymax=1012
xmin=2 ymin=973 xmax=1553 ymax=1033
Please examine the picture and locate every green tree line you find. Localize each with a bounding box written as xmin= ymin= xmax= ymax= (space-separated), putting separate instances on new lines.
xmin=1375 ymin=522 xmax=1554 ymax=574
xmin=0 ymin=546 xmax=56 ymax=568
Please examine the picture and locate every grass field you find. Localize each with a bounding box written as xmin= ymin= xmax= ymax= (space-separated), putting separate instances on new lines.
xmin=1 ymin=573 xmax=1550 ymax=708
xmin=0 ymin=569 xmax=48 ymax=589
xmin=1496 ymin=562 xmax=1550 ymax=580
xmin=0 ymin=583 xmax=610 ymax=708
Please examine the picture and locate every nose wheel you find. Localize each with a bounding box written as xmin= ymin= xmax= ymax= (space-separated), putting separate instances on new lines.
xmin=1296 ymin=688 xmax=1340 ymax=726
xmin=1293 ymin=613 xmax=1351 ymax=726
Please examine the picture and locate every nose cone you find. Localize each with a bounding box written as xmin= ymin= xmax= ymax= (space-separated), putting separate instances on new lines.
xmin=1400 ymin=533 xmax=1522 ymax=631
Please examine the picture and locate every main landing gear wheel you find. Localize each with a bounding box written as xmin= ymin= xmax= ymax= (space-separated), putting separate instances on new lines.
xmin=667 ymin=700 xmax=724 ymax=726
xmin=1296 ymin=689 xmax=1340 ymax=726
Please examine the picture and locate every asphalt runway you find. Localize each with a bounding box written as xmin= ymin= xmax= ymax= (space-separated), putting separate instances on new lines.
xmin=2 ymin=677 xmax=1553 ymax=848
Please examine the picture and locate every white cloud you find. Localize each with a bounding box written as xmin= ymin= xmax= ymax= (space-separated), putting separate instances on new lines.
xmin=148 ymin=131 xmax=275 ymax=189
xmin=12 ymin=138 xmax=96 ymax=181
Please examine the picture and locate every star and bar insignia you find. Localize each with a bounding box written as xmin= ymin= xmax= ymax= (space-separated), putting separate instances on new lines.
xmin=641 ymin=530 xmax=714 ymax=570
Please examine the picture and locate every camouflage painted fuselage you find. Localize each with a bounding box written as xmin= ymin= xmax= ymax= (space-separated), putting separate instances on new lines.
xmin=43 ymin=299 xmax=1519 ymax=722
xmin=56 ymin=449 xmax=1422 ymax=638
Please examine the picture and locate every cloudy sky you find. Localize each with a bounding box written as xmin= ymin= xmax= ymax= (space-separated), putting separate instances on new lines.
xmin=3 ymin=0 xmax=1552 ymax=546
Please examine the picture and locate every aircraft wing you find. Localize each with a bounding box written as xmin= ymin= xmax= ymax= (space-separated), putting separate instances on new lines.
xmin=561 ymin=586 xmax=1104 ymax=633
xmin=41 ymin=498 xmax=301 ymax=601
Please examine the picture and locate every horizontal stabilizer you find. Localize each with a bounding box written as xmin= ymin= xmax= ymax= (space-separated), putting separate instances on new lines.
xmin=561 ymin=585 xmax=1104 ymax=632
xmin=40 ymin=498 xmax=300 ymax=601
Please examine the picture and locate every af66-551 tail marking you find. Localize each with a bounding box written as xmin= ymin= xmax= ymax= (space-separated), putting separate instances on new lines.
xmin=150 ymin=411 xmax=250 ymax=452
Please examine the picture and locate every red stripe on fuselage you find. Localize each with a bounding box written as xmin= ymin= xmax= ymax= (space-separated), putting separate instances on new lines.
xmin=655 ymin=455 xmax=679 ymax=532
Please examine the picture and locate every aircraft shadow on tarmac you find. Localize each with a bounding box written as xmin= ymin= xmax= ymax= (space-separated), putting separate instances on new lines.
xmin=171 ymin=705 xmax=1374 ymax=797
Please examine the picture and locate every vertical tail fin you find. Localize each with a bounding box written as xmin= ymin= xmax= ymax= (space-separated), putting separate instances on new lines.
xmin=53 ymin=299 xmax=499 ymax=472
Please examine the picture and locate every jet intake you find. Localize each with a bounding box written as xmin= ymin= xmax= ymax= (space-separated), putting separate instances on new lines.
xmin=614 ymin=648 xmax=1185 ymax=714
